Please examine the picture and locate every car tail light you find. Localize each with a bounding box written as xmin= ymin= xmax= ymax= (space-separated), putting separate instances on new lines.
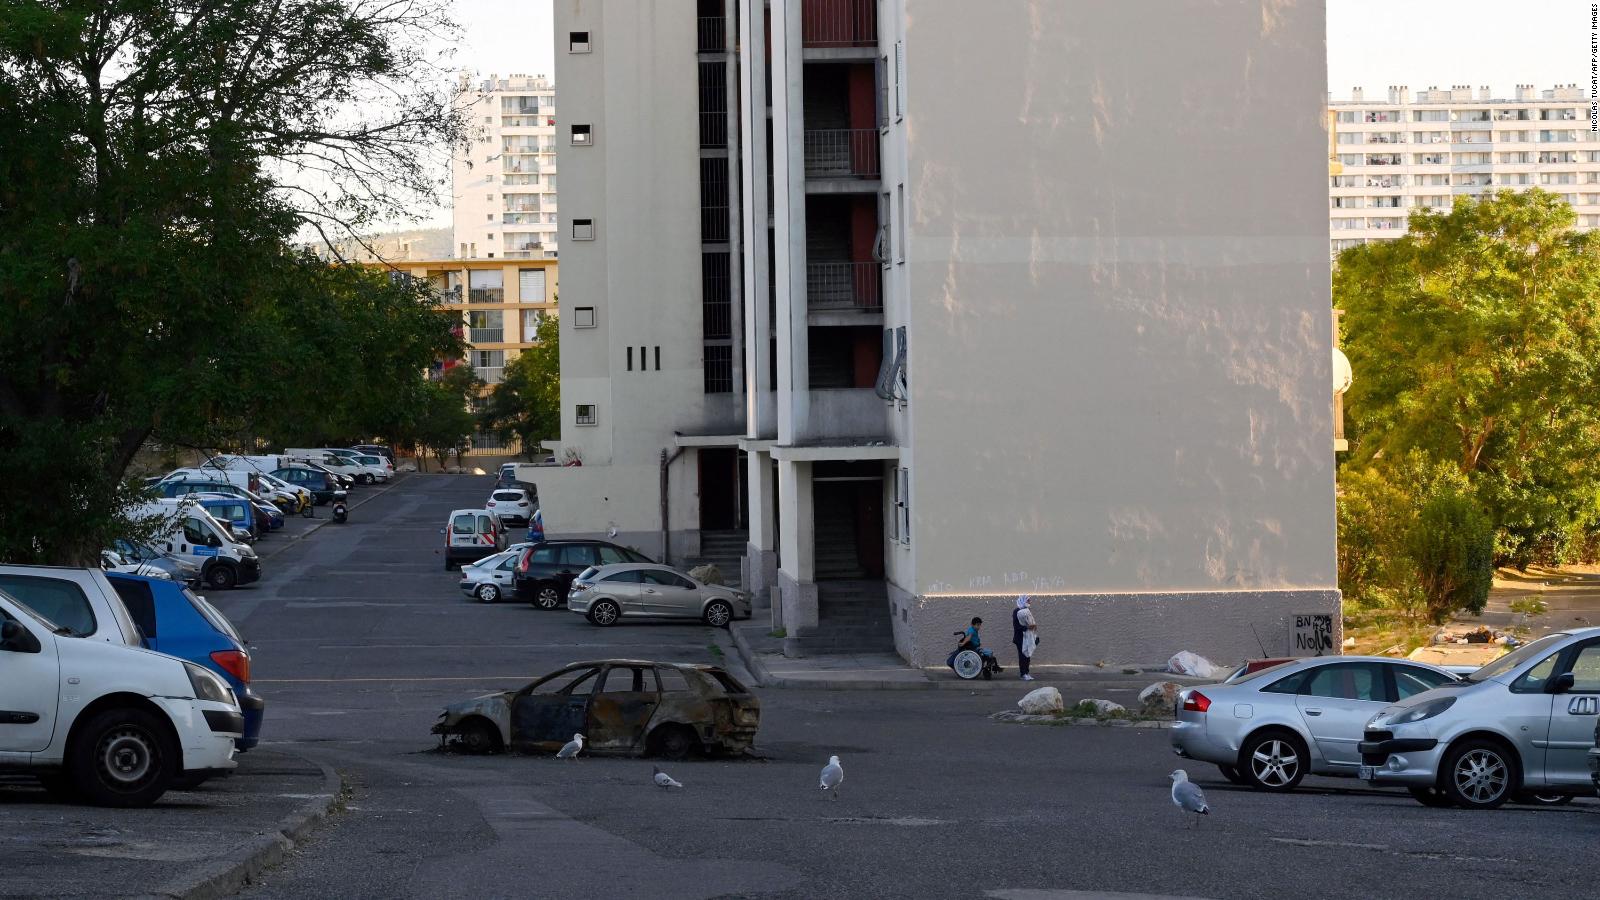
xmin=1181 ymin=690 xmax=1211 ymax=713
xmin=517 ymin=551 xmax=530 ymax=573
xmin=487 ymin=501 xmax=495 ymax=507
xmin=210 ymin=649 xmax=251 ymax=683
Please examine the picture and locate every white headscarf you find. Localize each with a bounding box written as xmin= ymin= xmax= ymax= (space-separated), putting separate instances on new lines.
xmin=1016 ymin=594 xmax=1031 ymax=610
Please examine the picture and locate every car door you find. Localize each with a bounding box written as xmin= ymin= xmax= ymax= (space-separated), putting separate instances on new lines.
xmin=593 ymin=569 xmax=645 ymax=612
xmin=491 ymin=553 xmax=519 ymax=591
xmin=509 ymin=666 xmax=601 ymax=751
xmin=449 ymin=513 xmax=477 ymax=552
xmin=1296 ymin=662 xmax=1391 ymax=770
xmin=1543 ymin=638 xmax=1600 ymax=787
xmin=0 ymin=602 xmax=60 ymax=754
xmin=639 ymin=570 xmax=700 ymax=617
xmin=555 ymin=545 xmax=599 ymax=592
xmin=585 ymin=665 xmax=662 ymax=752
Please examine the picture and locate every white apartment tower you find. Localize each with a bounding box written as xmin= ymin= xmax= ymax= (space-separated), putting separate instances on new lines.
xmin=545 ymin=0 xmax=1338 ymax=668
xmin=452 ymin=73 xmax=560 ymax=260
xmin=1329 ymin=83 xmax=1600 ymax=258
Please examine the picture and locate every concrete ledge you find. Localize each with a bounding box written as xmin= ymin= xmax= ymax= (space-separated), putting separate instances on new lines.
xmin=990 ymin=710 xmax=1176 ymax=729
xmin=143 ymin=755 xmax=343 ymax=900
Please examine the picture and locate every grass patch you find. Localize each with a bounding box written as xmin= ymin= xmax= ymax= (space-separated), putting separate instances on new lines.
xmin=768 ymin=627 xmax=787 ymax=639
xmin=1342 ymin=607 xmax=1434 ymax=657
xmin=706 ymin=642 xmax=725 ymax=659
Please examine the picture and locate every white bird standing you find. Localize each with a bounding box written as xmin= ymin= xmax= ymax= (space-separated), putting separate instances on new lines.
xmin=819 ymin=755 xmax=844 ymax=800
xmin=1169 ymin=769 xmax=1209 ymax=827
xmin=652 ymin=766 xmax=683 ymax=789
xmin=556 ymin=733 xmax=585 ymax=759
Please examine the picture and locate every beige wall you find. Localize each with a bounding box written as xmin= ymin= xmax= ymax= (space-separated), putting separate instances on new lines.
xmin=901 ymin=0 xmax=1337 ymax=599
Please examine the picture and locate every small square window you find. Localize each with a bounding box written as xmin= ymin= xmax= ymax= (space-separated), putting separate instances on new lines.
xmin=576 ymin=404 xmax=598 ymax=425
xmin=572 ymin=219 xmax=595 ymax=240
xmin=569 ymin=31 xmax=591 ymax=53
xmin=571 ymin=124 xmax=592 ymax=146
xmin=486 ymin=214 xmax=494 ymax=221
xmin=573 ymin=307 xmax=597 ymax=328
xmin=486 ymin=194 xmax=494 ymax=201
xmin=484 ymin=116 xmax=492 ymax=124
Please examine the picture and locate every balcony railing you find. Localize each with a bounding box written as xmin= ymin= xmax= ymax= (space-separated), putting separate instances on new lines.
xmin=804 ymin=129 xmax=880 ymax=179
xmin=807 ymin=261 xmax=881 ymax=310
xmin=474 ymin=367 xmax=504 ymax=385
xmin=468 ymin=289 xmax=503 ymax=304
xmin=697 ymin=16 xmax=726 ymax=52
xmin=801 ymin=0 xmax=877 ymax=47
xmin=468 ymin=328 xmax=505 ymax=343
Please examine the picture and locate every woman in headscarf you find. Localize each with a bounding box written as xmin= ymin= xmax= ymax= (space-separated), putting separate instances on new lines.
xmin=1013 ymin=595 xmax=1038 ymax=681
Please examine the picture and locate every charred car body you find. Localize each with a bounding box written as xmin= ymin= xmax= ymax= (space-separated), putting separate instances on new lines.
xmin=432 ymin=660 xmax=760 ymax=759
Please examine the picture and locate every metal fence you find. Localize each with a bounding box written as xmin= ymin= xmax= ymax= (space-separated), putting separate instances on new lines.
xmin=804 ymin=129 xmax=880 ymax=179
xmin=697 ymin=16 xmax=726 ymax=52
xmin=807 ymin=261 xmax=881 ymax=310
xmin=800 ymin=0 xmax=877 ymax=47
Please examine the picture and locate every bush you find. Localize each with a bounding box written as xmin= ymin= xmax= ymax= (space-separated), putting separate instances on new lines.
xmin=1406 ymin=490 xmax=1495 ymax=624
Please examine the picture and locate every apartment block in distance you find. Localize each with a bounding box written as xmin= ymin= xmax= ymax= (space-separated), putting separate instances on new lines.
xmin=543 ymin=0 xmax=1338 ymax=668
xmin=453 ymin=73 xmax=560 ymax=261
xmin=1330 ymin=83 xmax=1600 ymax=258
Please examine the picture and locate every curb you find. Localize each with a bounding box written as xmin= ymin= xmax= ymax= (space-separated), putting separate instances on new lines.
xmin=256 ymin=475 xmax=404 ymax=561
xmin=145 ymin=755 xmax=343 ymax=900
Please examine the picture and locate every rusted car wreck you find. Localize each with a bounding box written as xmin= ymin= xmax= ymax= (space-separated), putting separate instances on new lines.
xmin=432 ymin=659 xmax=761 ymax=759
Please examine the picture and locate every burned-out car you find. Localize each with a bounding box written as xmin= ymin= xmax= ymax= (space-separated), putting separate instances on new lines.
xmin=432 ymin=659 xmax=760 ymax=759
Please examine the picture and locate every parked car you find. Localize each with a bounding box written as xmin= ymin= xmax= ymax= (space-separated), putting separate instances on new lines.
xmin=271 ymin=466 xmax=346 ymax=505
xmin=1171 ymin=656 xmax=1459 ymax=791
xmin=567 ymin=564 xmax=751 ymax=627
xmin=512 ymin=540 xmax=653 ymax=610
xmin=285 ymin=451 xmax=363 ymax=486
xmin=106 ymin=573 xmax=265 ymax=757
xmin=442 ymin=508 xmax=509 ymax=569
xmin=353 ymin=454 xmax=393 ymax=482
xmin=485 ymin=487 xmax=534 ymax=525
xmin=0 ymin=564 xmax=146 ymax=646
xmin=458 ymin=551 xmax=520 ymax=603
xmin=108 ymin=538 xmax=201 ymax=586
xmin=1360 ymin=627 xmax=1600 ymax=809
xmin=351 ymin=443 xmax=395 ymax=464
xmin=431 ymin=660 xmax=760 ymax=759
xmin=129 ymin=499 xmax=262 ymax=589
xmin=0 ymin=589 xmax=241 ymax=806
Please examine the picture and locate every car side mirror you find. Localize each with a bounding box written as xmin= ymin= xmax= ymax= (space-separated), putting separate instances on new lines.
xmin=439 ymin=528 xmax=447 ymax=535
xmin=1549 ymin=672 xmax=1576 ymax=694
xmin=1 ymin=620 xmax=40 ymax=653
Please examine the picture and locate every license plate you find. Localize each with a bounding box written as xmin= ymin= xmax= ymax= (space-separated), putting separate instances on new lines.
xmin=1358 ymin=765 xmax=1378 ymax=780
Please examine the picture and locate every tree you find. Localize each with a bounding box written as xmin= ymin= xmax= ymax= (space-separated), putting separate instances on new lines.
xmin=1407 ymin=488 xmax=1495 ymax=624
xmin=0 ymin=0 xmax=463 ymax=563
xmin=413 ymin=377 xmax=479 ymax=471
xmin=478 ymin=313 xmax=560 ymax=459
xmin=1335 ymin=189 xmax=1600 ymax=563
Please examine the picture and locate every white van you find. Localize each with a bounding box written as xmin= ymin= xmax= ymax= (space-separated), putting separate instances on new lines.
xmin=0 ymin=590 xmax=241 ymax=807
xmin=130 ymin=500 xmax=261 ymax=590
xmin=443 ymin=509 xmax=508 ymax=569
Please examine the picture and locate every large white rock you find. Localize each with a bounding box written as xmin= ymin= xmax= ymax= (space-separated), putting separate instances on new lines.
xmin=1017 ymin=686 xmax=1065 ymax=715
xmin=1136 ymin=681 xmax=1183 ymax=717
xmin=1167 ymin=650 xmax=1229 ymax=680
xmin=1086 ymin=699 xmax=1125 ymax=715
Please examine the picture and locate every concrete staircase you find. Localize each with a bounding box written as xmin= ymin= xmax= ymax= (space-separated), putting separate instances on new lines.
xmin=788 ymin=580 xmax=895 ymax=656
xmin=688 ymin=529 xmax=747 ymax=588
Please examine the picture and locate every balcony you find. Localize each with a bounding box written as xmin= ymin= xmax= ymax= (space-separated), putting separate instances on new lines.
xmin=807 ymin=262 xmax=881 ymax=311
xmin=468 ymin=289 xmax=504 ymax=304
xmin=697 ymin=16 xmax=725 ymax=52
xmin=474 ymin=367 xmax=504 ymax=385
xmin=804 ymin=129 xmax=879 ymax=180
xmin=468 ymin=328 xmax=505 ymax=343
xmin=802 ymin=0 xmax=876 ymax=48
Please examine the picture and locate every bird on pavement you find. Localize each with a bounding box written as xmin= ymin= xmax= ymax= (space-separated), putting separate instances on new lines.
xmin=653 ymin=766 xmax=683 ymax=789
xmin=1169 ymin=769 xmax=1209 ymax=827
xmin=820 ymin=755 xmax=844 ymax=800
xmin=556 ymin=733 xmax=584 ymax=759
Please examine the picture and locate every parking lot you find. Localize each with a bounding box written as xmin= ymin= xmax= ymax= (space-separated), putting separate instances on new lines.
xmin=6 ymin=474 xmax=1600 ymax=900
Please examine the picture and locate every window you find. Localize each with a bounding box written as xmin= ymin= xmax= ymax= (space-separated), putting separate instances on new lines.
xmin=895 ymin=183 xmax=906 ymax=264
xmin=1567 ymin=644 xmax=1600 ymax=692
xmin=576 ymin=404 xmax=598 ymax=425
xmin=573 ymin=307 xmax=596 ymax=328
xmin=451 ymin=514 xmax=475 ymax=535
xmin=599 ymin=666 xmax=650 ymax=694
xmin=522 ymin=309 xmax=543 ymax=339
xmin=893 ymin=40 xmax=904 ymax=121
xmin=0 ymin=575 xmax=96 ymax=637
xmin=183 ymin=518 xmax=213 ymax=545
xmin=569 ymin=31 xmax=590 ymax=52
xmin=1302 ymin=663 xmax=1385 ymax=702
xmin=626 ymin=346 xmax=633 ymax=371
xmin=531 ymin=667 xmax=599 ymax=696
xmin=571 ymin=124 xmax=592 ymax=146
xmin=110 ymin=578 xmax=158 ymax=638
xmin=473 ymin=350 xmax=505 ymax=368
xmin=560 ymin=545 xmax=599 ymax=567
xmin=530 ymin=545 xmax=559 ymax=565
xmin=602 ymin=569 xmax=645 ymax=583
xmin=1261 ymin=670 xmax=1310 ymax=694
xmin=572 ymin=218 xmax=595 ymax=240
xmin=656 ymin=666 xmax=690 ymax=693
xmin=597 ymin=546 xmax=631 ymax=565
xmin=518 ymin=268 xmax=547 ymax=302
xmin=642 ymin=570 xmax=695 ymax=589
xmin=1512 ymin=651 xmax=1562 ymax=693
xmin=654 ymin=346 xmax=661 ymax=371
xmin=1394 ymin=666 xmax=1452 ymax=700
xmin=893 ymin=467 xmax=910 ymax=545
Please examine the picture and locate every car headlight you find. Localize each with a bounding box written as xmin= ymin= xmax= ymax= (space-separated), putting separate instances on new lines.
xmin=185 ymin=662 xmax=237 ymax=705
xmin=1389 ymin=696 xmax=1456 ymax=726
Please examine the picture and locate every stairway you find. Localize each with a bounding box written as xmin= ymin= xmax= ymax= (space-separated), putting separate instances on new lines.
xmin=688 ymin=529 xmax=748 ymax=588
xmin=789 ymin=580 xmax=895 ymax=655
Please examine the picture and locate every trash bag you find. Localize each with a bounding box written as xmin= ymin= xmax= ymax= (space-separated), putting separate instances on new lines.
xmin=1167 ymin=650 xmax=1229 ymax=680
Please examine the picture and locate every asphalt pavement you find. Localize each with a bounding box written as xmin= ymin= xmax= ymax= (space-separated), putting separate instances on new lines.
xmin=113 ymin=476 xmax=1600 ymax=899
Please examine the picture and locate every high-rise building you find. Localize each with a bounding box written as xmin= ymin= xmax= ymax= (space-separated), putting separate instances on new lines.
xmin=542 ymin=0 xmax=1338 ymax=667
xmin=1329 ymin=84 xmax=1598 ymax=258
xmin=452 ymin=73 xmax=559 ymax=261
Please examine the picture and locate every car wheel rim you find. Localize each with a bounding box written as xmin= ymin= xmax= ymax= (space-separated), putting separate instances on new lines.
xmin=1454 ymin=749 xmax=1508 ymax=803
xmin=1251 ymin=739 xmax=1299 ymax=786
xmin=594 ymin=603 xmax=618 ymax=625
xmin=98 ymin=728 xmax=156 ymax=788
xmin=707 ymin=604 xmax=731 ymax=627
xmin=479 ymin=586 xmax=498 ymax=603
xmin=538 ymin=588 xmax=559 ymax=609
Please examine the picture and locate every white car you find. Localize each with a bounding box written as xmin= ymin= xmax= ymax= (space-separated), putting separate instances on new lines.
xmin=442 ymin=509 xmax=508 ymax=569
xmin=458 ymin=550 xmax=520 ymax=603
xmin=0 ymin=590 xmax=241 ymax=807
xmin=485 ymin=488 xmax=534 ymax=525
xmin=352 ymin=454 xmax=392 ymax=483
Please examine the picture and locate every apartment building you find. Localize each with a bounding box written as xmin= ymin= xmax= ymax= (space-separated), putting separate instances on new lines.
xmin=452 ymin=74 xmax=560 ymax=261
xmin=544 ymin=0 xmax=1337 ymax=667
xmin=1329 ymin=84 xmax=1600 ymax=258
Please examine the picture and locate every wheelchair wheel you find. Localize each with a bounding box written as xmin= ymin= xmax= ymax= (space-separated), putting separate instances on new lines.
xmin=952 ymin=649 xmax=983 ymax=680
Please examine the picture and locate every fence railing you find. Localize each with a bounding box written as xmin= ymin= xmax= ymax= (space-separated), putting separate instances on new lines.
xmin=468 ymin=289 xmax=503 ymax=304
xmin=804 ymin=129 xmax=880 ymax=179
xmin=801 ymin=0 xmax=877 ymax=47
xmin=697 ymin=16 xmax=726 ymax=52
xmin=468 ymin=328 xmax=504 ymax=343
xmin=807 ymin=261 xmax=881 ymax=310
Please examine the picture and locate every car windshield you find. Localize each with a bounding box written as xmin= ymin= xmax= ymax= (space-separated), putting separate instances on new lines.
xmin=1465 ymin=633 xmax=1569 ymax=682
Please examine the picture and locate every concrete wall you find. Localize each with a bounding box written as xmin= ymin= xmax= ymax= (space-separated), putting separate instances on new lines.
xmin=900 ymin=0 xmax=1337 ymax=604
xmin=530 ymin=456 xmax=702 ymax=563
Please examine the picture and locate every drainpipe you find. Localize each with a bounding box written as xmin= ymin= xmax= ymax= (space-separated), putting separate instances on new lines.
xmin=660 ymin=446 xmax=685 ymax=565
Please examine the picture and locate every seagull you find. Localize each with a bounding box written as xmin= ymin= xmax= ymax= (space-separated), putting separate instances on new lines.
xmin=1169 ymin=769 xmax=1209 ymax=827
xmin=556 ymin=733 xmax=584 ymax=759
xmin=819 ymin=755 xmax=844 ymax=800
xmin=652 ymin=766 xmax=682 ymax=789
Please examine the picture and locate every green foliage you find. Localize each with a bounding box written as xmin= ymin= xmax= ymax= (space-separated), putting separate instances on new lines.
xmin=1406 ymin=488 xmax=1495 ymax=624
xmin=477 ymin=313 xmax=560 ymax=459
xmin=0 ymin=0 xmax=461 ymax=563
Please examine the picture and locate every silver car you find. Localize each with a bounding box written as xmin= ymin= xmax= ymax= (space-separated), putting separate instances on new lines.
xmin=1171 ymin=656 xmax=1458 ymax=791
xmin=567 ymin=564 xmax=751 ymax=627
xmin=1360 ymin=627 xmax=1600 ymax=809
xmin=457 ymin=550 xmax=520 ymax=603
